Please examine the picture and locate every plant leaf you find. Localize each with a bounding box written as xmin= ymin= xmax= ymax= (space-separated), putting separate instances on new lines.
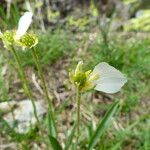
xmin=49 ymin=135 xmax=63 ymax=150
xmin=47 ymin=108 xmax=57 ymax=138
xmin=88 ymin=101 xmax=119 ymax=150
xmin=64 ymin=124 xmax=76 ymax=150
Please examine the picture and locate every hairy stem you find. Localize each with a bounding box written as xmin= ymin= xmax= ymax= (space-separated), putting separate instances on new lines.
xmin=10 ymin=46 xmax=49 ymax=147
xmin=11 ymin=47 xmax=39 ymax=122
xmin=76 ymin=86 xmax=81 ymax=148
xmin=31 ymin=47 xmax=57 ymax=137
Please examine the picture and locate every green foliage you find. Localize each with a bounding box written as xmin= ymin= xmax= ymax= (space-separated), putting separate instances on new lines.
xmin=90 ymin=0 xmax=99 ymax=17
xmin=123 ymin=0 xmax=139 ymax=5
xmin=38 ymin=30 xmax=76 ymax=65
xmin=67 ymin=16 xmax=90 ymax=31
xmin=15 ymin=30 xmax=76 ymax=66
xmin=124 ymin=10 xmax=150 ymax=31
xmin=86 ymin=34 xmax=150 ymax=111
xmin=48 ymin=136 xmax=63 ymax=150
xmin=64 ymin=124 xmax=76 ymax=150
xmin=0 ymin=3 xmax=20 ymax=29
xmin=0 ymin=116 xmax=38 ymax=144
xmin=47 ymin=109 xmax=57 ymax=138
xmin=88 ymin=101 xmax=120 ymax=149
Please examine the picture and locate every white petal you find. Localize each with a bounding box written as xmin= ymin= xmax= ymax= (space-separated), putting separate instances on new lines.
xmin=0 ymin=30 xmax=3 ymax=37
xmin=16 ymin=11 xmax=33 ymax=39
xmin=93 ymin=62 xmax=127 ymax=93
xmin=0 ymin=30 xmax=2 ymax=35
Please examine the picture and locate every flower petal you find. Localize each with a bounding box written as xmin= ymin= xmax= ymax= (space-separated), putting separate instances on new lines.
xmin=93 ymin=62 xmax=127 ymax=93
xmin=16 ymin=12 xmax=33 ymax=40
xmin=0 ymin=30 xmax=2 ymax=35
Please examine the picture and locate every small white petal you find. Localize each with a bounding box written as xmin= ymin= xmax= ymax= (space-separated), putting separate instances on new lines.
xmin=0 ymin=30 xmax=2 ymax=35
xmin=16 ymin=11 xmax=33 ymax=40
xmin=0 ymin=30 xmax=3 ymax=37
xmin=93 ymin=62 xmax=127 ymax=93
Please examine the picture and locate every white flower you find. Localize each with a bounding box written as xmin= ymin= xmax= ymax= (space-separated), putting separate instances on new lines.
xmin=92 ymin=62 xmax=127 ymax=93
xmin=15 ymin=11 xmax=33 ymax=40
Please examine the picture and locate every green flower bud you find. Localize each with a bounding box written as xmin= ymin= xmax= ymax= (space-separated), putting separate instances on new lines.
xmin=3 ymin=30 xmax=14 ymax=44
xmin=70 ymin=61 xmax=86 ymax=89
xmin=0 ymin=30 xmax=14 ymax=48
xmin=16 ymin=33 xmax=38 ymax=48
xmin=69 ymin=61 xmax=99 ymax=92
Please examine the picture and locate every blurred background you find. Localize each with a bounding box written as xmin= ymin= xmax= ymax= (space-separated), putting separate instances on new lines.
xmin=0 ymin=0 xmax=150 ymax=31
xmin=1 ymin=0 xmax=150 ymax=31
xmin=0 ymin=0 xmax=150 ymax=150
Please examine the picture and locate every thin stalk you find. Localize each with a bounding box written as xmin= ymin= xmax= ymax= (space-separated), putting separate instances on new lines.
xmin=76 ymin=86 xmax=81 ymax=148
xmin=10 ymin=46 xmax=40 ymax=123
xmin=10 ymin=46 xmax=49 ymax=147
xmin=31 ymin=47 xmax=57 ymax=136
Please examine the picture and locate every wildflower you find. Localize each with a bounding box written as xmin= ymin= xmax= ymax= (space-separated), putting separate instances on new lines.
xmin=0 ymin=11 xmax=38 ymax=48
xmin=70 ymin=61 xmax=127 ymax=93
xmin=14 ymin=11 xmax=38 ymax=48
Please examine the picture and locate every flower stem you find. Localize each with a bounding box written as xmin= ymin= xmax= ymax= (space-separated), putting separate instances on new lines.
xmin=10 ymin=46 xmax=40 ymax=123
xmin=31 ymin=47 xmax=57 ymax=137
xmin=10 ymin=46 xmax=48 ymax=146
xmin=76 ymin=86 xmax=81 ymax=148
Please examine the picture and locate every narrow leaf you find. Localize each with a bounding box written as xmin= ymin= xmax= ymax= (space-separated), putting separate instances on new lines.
xmin=64 ymin=124 xmax=76 ymax=150
xmin=86 ymin=119 xmax=95 ymax=138
xmin=49 ymin=136 xmax=63 ymax=150
xmin=88 ymin=101 xmax=119 ymax=150
xmin=47 ymin=108 xmax=57 ymax=138
xmin=72 ymin=144 xmax=76 ymax=150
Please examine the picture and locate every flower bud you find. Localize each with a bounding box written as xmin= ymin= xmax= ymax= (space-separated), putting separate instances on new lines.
xmin=3 ymin=30 xmax=14 ymax=44
xmin=0 ymin=30 xmax=14 ymax=49
xmin=16 ymin=33 xmax=38 ymax=48
xmin=69 ymin=61 xmax=98 ymax=92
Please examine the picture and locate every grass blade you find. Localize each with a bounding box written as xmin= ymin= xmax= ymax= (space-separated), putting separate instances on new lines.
xmin=64 ymin=124 xmax=76 ymax=150
xmin=49 ymin=135 xmax=63 ymax=150
xmin=47 ymin=109 xmax=57 ymax=138
xmin=88 ymin=100 xmax=120 ymax=150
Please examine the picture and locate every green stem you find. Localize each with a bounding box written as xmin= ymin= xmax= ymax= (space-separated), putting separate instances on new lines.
xmin=31 ymin=47 xmax=57 ymax=136
xmin=10 ymin=46 xmax=40 ymax=123
xmin=76 ymin=86 xmax=81 ymax=148
xmin=10 ymin=46 xmax=49 ymax=146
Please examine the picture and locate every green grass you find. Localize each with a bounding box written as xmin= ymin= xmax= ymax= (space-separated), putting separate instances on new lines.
xmin=15 ymin=29 xmax=77 ymax=67
xmin=0 ymin=3 xmax=20 ymax=29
